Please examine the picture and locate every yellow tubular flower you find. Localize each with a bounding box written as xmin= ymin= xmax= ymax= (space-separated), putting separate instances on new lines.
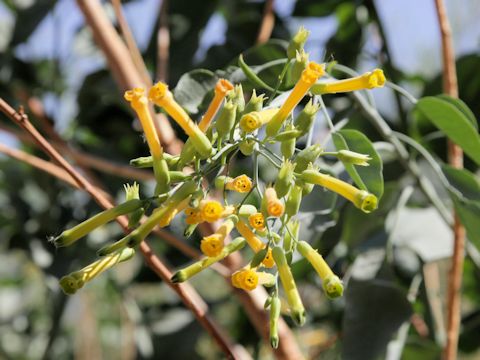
xmin=226 ymin=174 xmax=253 ymax=193
xmin=318 ymin=69 xmax=385 ymax=94
xmin=265 ymin=187 xmax=285 ymax=217
xmin=200 ymin=234 xmax=224 ymax=257
xmin=248 ymin=212 xmax=266 ymax=231
xmin=262 ymin=248 xmax=275 ymax=268
xmin=124 ymin=88 xmax=163 ymax=158
xmin=266 ymin=62 xmax=324 ymax=136
xmin=148 ymin=82 xmax=212 ymax=158
xmin=158 ymin=197 xmax=190 ymax=227
xmin=231 ymin=269 xmax=259 ymax=291
xmin=199 ymin=200 xmax=225 ymax=223
xmin=236 ymin=220 xmax=264 ymax=252
xmin=239 ymin=108 xmax=279 ymax=133
xmin=185 ymin=207 xmax=202 ymax=225
xmin=302 ymin=170 xmax=378 ymax=213
xmin=198 ymin=79 xmax=234 ymax=132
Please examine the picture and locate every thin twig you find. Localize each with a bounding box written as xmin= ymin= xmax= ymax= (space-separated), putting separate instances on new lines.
xmin=0 ymin=98 xmax=243 ymax=360
xmin=156 ymin=0 xmax=169 ymax=82
xmin=256 ymin=0 xmax=275 ymax=44
xmin=433 ymin=1 xmax=464 ymax=359
xmin=111 ymin=0 xmax=152 ymax=86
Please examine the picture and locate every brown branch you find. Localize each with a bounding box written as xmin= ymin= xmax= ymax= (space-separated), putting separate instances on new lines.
xmin=0 ymin=98 xmax=245 ymax=360
xmin=111 ymin=0 xmax=152 ymax=87
xmin=256 ymin=0 xmax=275 ymax=44
xmin=433 ymin=1 xmax=464 ymax=359
xmin=156 ymin=0 xmax=169 ymax=82
xmin=75 ymin=0 xmax=181 ymax=152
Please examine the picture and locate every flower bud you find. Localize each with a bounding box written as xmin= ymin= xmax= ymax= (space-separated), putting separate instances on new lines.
xmin=294 ymin=99 xmax=319 ymax=136
xmin=243 ymin=89 xmax=265 ymax=114
xmin=274 ymin=160 xmax=295 ymax=198
xmin=124 ymin=183 xmax=144 ymax=229
xmin=337 ymin=149 xmax=371 ymax=166
xmin=291 ymin=49 xmax=309 ymax=83
xmin=238 ymin=204 xmax=258 ymax=218
xmin=269 ymin=296 xmax=281 ymax=348
xmin=215 ymin=100 xmax=237 ymax=139
xmin=285 ymin=185 xmax=302 ymax=218
xmin=130 ymin=153 xmax=179 ymax=169
xmin=280 ymin=124 xmax=296 ymax=159
xmin=239 ymin=139 xmax=255 ymax=155
xmin=294 ymin=144 xmax=323 ymax=172
xmin=287 ymin=26 xmax=310 ymax=60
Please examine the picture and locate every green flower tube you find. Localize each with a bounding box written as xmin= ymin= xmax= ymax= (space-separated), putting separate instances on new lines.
xmin=272 ymin=247 xmax=305 ymax=325
xmin=171 ymin=237 xmax=246 ymax=283
xmin=297 ymin=241 xmax=344 ymax=299
xmin=285 ymin=185 xmax=303 ymax=219
xmin=280 ymin=124 xmax=296 ymax=159
xmin=269 ymin=295 xmax=281 ymax=348
xmin=52 ymin=199 xmax=144 ymax=247
xmin=301 ymin=169 xmax=378 ymax=213
xmin=294 ymin=99 xmax=319 ymax=136
xmin=97 ymin=182 xmax=197 ymax=256
xmin=130 ymin=153 xmax=179 ymax=169
xmin=215 ymin=100 xmax=237 ymax=139
xmin=59 ymin=247 xmax=135 ymax=295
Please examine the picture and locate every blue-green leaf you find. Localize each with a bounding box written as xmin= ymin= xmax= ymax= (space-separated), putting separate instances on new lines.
xmin=415 ymin=96 xmax=480 ymax=166
xmin=332 ymin=129 xmax=384 ymax=199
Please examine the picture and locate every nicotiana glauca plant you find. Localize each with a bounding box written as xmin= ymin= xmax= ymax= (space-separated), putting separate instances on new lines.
xmin=51 ymin=27 xmax=390 ymax=348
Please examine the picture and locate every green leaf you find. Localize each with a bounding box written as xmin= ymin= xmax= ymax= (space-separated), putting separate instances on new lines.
xmin=173 ymin=69 xmax=217 ymax=114
xmin=437 ymin=95 xmax=478 ymax=130
xmin=442 ymin=165 xmax=480 ymax=202
xmin=415 ymin=96 xmax=480 ymax=166
xmin=332 ymin=129 xmax=384 ymax=199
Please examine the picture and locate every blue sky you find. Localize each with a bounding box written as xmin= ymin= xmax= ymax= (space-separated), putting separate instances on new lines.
xmin=0 ymin=0 xmax=479 ymax=143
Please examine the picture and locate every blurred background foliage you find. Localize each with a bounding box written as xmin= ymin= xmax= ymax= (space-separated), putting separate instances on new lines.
xmin=0 ymin=0 xmax=480 ymax=359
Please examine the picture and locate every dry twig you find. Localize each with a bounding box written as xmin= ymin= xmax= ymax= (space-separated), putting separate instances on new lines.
xmin=433 ymin=1 xmax=464 ymax=359
xmin=256 ymin=0 xmax=275 ymax=44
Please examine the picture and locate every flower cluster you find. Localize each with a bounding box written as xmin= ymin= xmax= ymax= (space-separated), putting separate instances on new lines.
xmin=52 ymin=27 xmax=385 ymax=348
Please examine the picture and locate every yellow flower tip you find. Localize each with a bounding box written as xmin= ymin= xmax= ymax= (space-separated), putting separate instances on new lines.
xmin=323 ymin=275 xmax=344 ymax=299
xmin=248 ymin=212 xmax=265 ymax=231
xmin=185 ymin=207 xmax=202 ymax=225
xmin=265 ymin=188 xmax=284 ymax=217
xmin=199 ymin=200 xmax=224 ymax=222
xmin=232 ymin=269 xmax=259 ymax=291
xmin=124 ymin=87 xmax=146 ymax=102
xmin=200 ymin=234 xmax=224 ymax=257
xmin=262 ymin=248 xmax=275 ymax=268
xmin=366 ymin=69 xmax=386 ymax=89
xmin=240 ymin=112 xmax=262 ymax=133
xmin=148 ymin=82 xmax=169 ymax=103
xmin=230 ymin=175 xmax=253 ymax=193
xmin=301 ymin=62 xmax=325 ymax=85
xmin=216 ymin=79 xmax=234 ymax=96
xmin=355 ymin=191 xmax=378 ymax=213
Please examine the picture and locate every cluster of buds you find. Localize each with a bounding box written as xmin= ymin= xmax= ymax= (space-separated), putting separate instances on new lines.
xmin=51 ymin=27 xmax=385 ymax=348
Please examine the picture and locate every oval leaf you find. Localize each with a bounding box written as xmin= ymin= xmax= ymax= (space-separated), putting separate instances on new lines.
xmin=332 ymin=129 xmax=384 ymax=199
xmin=173 ymin=69 xmax=217 ymax=114
xmin=415 ymin=96 xmax=480 ymax=166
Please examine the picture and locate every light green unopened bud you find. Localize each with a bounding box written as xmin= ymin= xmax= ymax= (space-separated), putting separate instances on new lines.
xmin=238 ymin=204 xmax=258 ymax=218
xmin=239 ymin=139 xmax=255 ymax=156
xmin=274 ymin=160 xmax=295 ymax=198
xmin=294 ymin=99 xmax=319 ymax=136
xmin=52 ymin=199 xmax=144 ymax=247
xmin=152 ymin=157 xmax=170 ymax=195
xmin=228 ymin=84 xmax=245 ymax=120
xmin=337 ymin=149 xmax=372 ymax=166
xmin=291 ymin=49 xmax=309 ymax=83
xmin=216 ymin=100 xmax=237 ymax=139
xmin=285 ymin=185 xmax=302 ymax=218
xmin=269 ymin=296 xmax=281 ymax=348
xmin=287 ymin=26 xmax=310 ymax=59
xmin=283 ymin=220 xmax=300 ymax=253
xmin=280 ymin=124 xmax=297 ymax=159
xmin=294 ymin=144 xmax=323 ymax=172
xmin=124 ymin=183 xmax=144 ymax=228
xmin=243 ymin=89 xmax=266 ymax=114
xmin=130 ymin=153 xmax=179 ymax=169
